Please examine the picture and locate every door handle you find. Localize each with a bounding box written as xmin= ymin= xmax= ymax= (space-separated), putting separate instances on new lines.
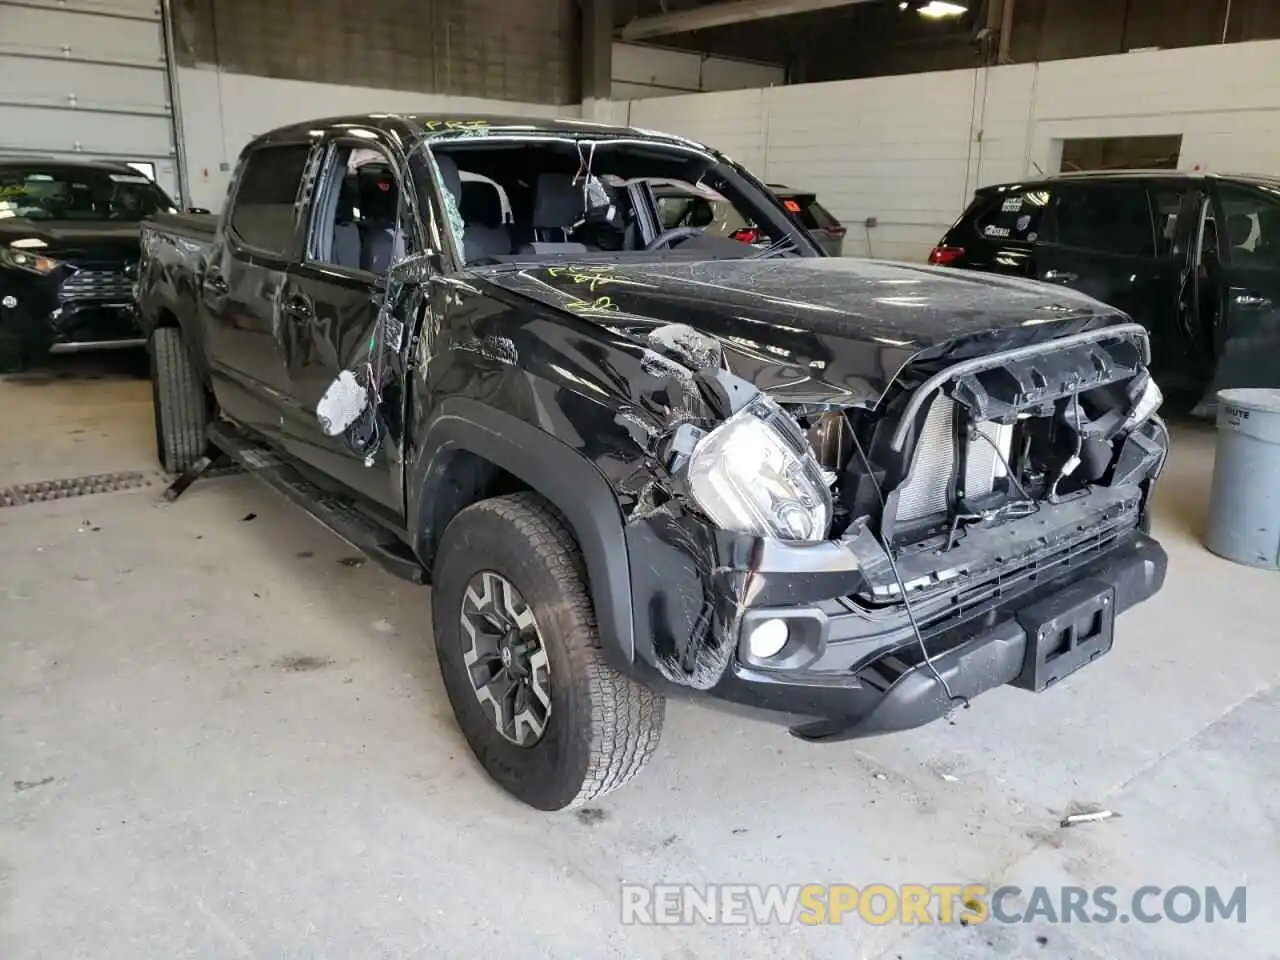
xmin=204 ymin=273 xmax=228 ymax=294
xmin=282 ymin=295 xmax=313 ymax=319
xmin=1234 ymin=293 xmax=1272 ymax=309
xmin=1043 ymin=269 xmax=1078 ymax=283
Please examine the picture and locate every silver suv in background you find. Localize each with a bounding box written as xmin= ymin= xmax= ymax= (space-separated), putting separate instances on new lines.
xmin=652 ymin=181 xmax=845 ymax=256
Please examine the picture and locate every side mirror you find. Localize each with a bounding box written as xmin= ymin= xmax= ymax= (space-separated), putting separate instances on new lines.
xmin=187 ymin=206 xmax=212 ymax=215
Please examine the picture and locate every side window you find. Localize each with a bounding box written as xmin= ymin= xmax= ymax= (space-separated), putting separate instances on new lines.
xmin=653 ymin=185 xmax=752 ymax=238
xmin=309 ymin=144 xmax=408 ymax=276
xmin=229 ymin=144 xmax=310 ymax=254
xmin=973 ymin=188 xmax=1050 ymax=243
xmin=795 ymin=198 xmax=840 ymax=232
xmin=1149 ymin=187 xmax=1187 ymax=258
xmin=1051 ymin=183 xmax=1156 ymax=257
xmin=1216 ymin=183 xmax=1280 ymax=269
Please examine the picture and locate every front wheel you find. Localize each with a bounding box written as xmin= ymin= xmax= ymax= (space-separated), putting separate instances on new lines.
xmin=432 ymin=492 xmax=665 ymax=810
xmin=150 ymin=326 xmax=209 ymax=472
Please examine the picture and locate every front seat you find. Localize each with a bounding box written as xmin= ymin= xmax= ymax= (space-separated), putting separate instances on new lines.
xmin=517 ymin=172 xmax=588 ymax=254
xmin=331 ymin=179 xmax=361 ymax=270
xmin=460 ymin=180 xmax=512 ymax=259
xmin=433 ymin=154 xmax=478 ymax=264
xmin=359 ymin=170 xmax=398 ymax=275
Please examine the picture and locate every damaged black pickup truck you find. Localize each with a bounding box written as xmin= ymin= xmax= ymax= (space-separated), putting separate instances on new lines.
xmin=136 ymin=114 xmax=1169 ymax=811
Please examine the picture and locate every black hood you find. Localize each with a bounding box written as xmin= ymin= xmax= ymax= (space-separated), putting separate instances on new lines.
xmin=481 ymin=257 xmax=1127 ymax=405
xmin=0 ymin=219 xmax=142 ymax=264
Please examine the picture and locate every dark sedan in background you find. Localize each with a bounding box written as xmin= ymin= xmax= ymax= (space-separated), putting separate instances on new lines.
xmin=0 ymin=158 xmax=179 ymax=371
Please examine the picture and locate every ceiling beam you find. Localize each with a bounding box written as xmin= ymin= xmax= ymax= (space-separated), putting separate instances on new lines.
xmin=618 ymin=0 xmax=873 ymax=41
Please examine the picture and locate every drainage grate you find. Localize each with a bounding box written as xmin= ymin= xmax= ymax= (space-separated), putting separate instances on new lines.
xmin=0 ymin=471 xmax=158 ymax=508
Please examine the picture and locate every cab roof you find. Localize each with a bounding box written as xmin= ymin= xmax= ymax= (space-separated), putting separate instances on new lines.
xmin=979 ymin=170 xmax=1280 ymax=193
xmin=247 ymin=113 xmax=715 ymax=154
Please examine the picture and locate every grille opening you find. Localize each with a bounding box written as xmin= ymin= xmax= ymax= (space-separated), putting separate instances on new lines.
xmin=59 ymin=267 xmax=135 ymax=302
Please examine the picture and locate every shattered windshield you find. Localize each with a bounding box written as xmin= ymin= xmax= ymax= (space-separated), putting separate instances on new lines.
xmin=422 ymin=130 xmax=811 ymax=266
xmin=0 ymin=166 xmax=175 ymax=222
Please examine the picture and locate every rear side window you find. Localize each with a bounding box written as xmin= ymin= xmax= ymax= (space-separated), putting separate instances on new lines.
xmin=230 ymin=144 xmax=310 ymax=254
xmin=1049 ymin=183 xmax=1156 ymax=257
xmin=787 ymin=196 xmax=840 ymax=231
xmin=973 ymin=189 xmax=1050 ymax=243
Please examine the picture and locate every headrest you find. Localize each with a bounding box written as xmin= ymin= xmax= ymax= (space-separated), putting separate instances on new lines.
xmin=531 ymin=173 xmax=585 ymax=229
xmin=1227 ymin=213 xmax=1254 ymax=247
xmin=688 ymin=197 xmax=715 ymax=228
xmin=434 ymin=153 xmax=463 ymax=202
xmin=461 ymin=181 xmax=503 ymax=228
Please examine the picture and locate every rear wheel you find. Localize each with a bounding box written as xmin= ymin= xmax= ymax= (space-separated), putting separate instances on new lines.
xmin=432 ymin=492 xmax=665 ymax=810
xmin=150 ymin=326 xmax=208 ymax=472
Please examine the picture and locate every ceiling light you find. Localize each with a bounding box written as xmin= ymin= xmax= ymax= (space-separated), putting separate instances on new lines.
xmin=917 ymin=1 xmax=967 ymax=17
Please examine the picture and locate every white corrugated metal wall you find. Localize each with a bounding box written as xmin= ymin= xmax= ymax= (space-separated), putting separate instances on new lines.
xmin=0 ymin=0 xmax=182 ymax=199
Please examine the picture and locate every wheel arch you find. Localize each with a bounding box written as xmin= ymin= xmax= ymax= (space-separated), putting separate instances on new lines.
xmin=409 ymin=399 xmax=636 ymax=666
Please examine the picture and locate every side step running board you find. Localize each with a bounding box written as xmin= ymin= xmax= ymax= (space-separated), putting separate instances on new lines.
xmin=207 ymin=421 xmax=428 ymax=584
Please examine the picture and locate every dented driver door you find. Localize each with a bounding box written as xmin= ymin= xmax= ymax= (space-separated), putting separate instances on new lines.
xmin=270 ymin=131 xmax=416 ymax=514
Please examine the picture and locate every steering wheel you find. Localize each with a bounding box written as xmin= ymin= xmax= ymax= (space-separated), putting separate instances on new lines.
xmin=644 ymin=225 xmax=706 ymax=251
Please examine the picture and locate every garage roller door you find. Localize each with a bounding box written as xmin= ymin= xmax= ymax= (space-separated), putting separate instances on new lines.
xmin=0 ymin=0 xmax=185 ymax=200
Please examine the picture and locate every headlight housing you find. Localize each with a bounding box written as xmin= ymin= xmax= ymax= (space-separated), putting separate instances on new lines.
xmin=1 ymin=246 xmax=60 ymax=275
xmin=687 ymin=395 xmax=833 ymax=541
xmin=1123 ymin=373 xmax=1163 ymax=430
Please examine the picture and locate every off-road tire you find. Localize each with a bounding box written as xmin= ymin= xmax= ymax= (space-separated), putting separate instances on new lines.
xmin=432 ymin=492 xmax=665 ymax=810
xmin=150 ymin=326 xmax=208 ymax=472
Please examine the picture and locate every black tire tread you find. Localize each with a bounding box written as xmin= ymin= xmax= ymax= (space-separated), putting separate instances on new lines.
xmin=151 ymin=327 xmax=207 ymax=472
xmin=442 ymin=493 xmax=664 ymax=808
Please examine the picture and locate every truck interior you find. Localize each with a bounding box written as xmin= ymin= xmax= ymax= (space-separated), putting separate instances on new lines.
xmin=427 ymin=137 xmax=810 ymax=265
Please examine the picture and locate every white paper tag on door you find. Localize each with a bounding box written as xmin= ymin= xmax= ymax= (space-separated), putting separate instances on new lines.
xmin=316 ymin=370 xmax=368 ymax=436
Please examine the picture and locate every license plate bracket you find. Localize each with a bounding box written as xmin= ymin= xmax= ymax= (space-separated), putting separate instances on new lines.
xmin=1011 ymin=578 xmax=1115 ymax=692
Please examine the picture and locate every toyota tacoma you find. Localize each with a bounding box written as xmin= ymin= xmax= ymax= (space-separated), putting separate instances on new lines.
xmin=135 ymin=114 xmax=1169 ymax=810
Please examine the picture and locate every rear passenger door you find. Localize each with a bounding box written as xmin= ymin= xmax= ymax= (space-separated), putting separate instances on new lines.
xmin=1205 ymin=181 xmax=1280 ymax=396
xmin=1034 ymin=181 xmax=1193 ymax=384
xmin=203 ymin=140 xmax=314 ymax=444
xmin=272 ymin=132 xmax=418 ymax=512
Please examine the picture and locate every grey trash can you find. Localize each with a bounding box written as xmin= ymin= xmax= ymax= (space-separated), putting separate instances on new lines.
xmin=1205 ymin=388 xmax=1280 ymax=570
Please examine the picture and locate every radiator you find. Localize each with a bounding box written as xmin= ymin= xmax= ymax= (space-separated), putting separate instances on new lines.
xmin=895 ymin=398 xmax=1014 ymax=523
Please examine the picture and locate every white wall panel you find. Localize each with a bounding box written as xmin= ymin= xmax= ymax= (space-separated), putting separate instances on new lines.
xmin=612 ymin=43 xmax=783 ymax=99
xmin=176 ymin=66 xmax=579 ymax=210
xmin=620 ymin=39 xmax=1280 ymax=263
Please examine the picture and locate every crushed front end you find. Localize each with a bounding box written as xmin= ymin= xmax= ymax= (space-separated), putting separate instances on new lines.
xmin=623 ymin=321 xmax=1169 ymax=740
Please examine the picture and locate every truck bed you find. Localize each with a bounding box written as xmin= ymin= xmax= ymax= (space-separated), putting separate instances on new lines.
xmin=147 ymin=211 xmax=218 ymax=241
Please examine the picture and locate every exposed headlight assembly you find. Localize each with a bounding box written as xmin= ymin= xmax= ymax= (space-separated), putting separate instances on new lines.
xmin=687 ymin=395 xmax=833 ymax=542
xmin=1 ymin=246 xmax=60 ymax=275
xmin=1123 ymin=373 xmax=1163 ymax=430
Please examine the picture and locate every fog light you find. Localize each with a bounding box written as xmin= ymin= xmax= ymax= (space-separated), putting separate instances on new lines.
xmin=746 ymin=618 xmax=790 ymax=659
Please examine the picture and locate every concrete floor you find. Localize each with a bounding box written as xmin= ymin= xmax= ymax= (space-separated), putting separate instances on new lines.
xmin=2 ymin=359 xmax=1277 ymax=960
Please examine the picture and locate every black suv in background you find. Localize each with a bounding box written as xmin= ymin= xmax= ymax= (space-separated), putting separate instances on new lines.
xmin=0 ymin=158 xmax=184 ymax=370
xmin=769 ymin=184 xmax=846 ymax=256
xmin=930 ymin=171 xmax=1280 ymax=409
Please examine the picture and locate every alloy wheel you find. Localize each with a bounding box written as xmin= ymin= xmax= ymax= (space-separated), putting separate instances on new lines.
xmin=459 ymin=571 xmax=552 ymax=747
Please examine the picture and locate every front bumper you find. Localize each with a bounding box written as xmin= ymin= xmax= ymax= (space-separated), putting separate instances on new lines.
xmin=625 ymin=494 xmax=1166 ymax=741
xmin=1 ymin=268 xmax=142 ymax=366
xmin=712 ymin=530 xmax=1166 ymax=741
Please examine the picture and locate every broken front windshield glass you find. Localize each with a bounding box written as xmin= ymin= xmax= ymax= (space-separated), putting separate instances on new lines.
xmin=421 ymin=133 xmax=812 ymax=266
